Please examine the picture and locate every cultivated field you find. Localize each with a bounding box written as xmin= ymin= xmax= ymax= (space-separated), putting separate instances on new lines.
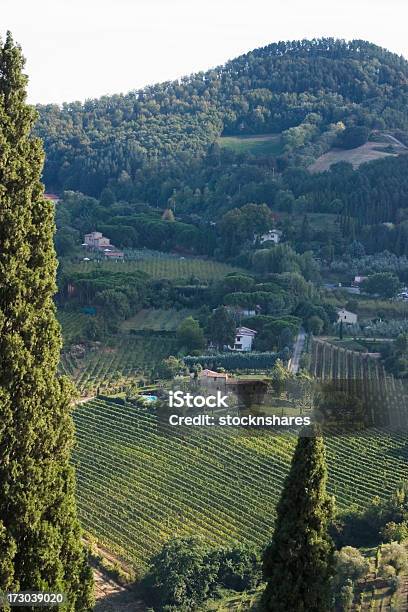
xmin=60 ymin=335 xmax=177 ymax=394
xmin=73 ymin=397 xmax=408 ymax=572
xmin=66 ymin=254 xmax=244 ymax=281
xmin=218 ymin=133 xmax=283 ymax=156
xmin=310 ymin=337 xmax=408 ymax=429
xmin=120 ymin=308 xmax=193 ymax=332
xmin=58 ymin=310 xmax=90 ymax=343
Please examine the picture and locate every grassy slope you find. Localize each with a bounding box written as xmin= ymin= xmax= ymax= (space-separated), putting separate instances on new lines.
xmin=309 ymin=134 xmax=408 ymax=173
xmin=73 ymin=398 xmax=408 ymax=572
xmin=218 ymin=134 xmax=283 ymax=156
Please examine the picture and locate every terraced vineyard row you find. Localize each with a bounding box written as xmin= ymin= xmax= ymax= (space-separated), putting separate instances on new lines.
xmin=66 ymin=255 xmax=244 ymax=280
xmin=72 ymin=398 xmax=408 ymax=571
xmin=61 ymin=335 xmax=177 ymax=394
xmin=310 ymin=338 xmax=408 ymax=429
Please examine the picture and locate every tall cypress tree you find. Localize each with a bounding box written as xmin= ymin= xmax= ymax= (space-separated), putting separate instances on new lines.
xmin=0 ymin=33 xmax=94 ymax=609
xmin=261 ymin=428 xmax=335 ymax=611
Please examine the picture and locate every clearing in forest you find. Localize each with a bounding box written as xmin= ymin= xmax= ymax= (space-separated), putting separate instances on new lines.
xmin=309 ymin=134 xmax=408 ymax=173
xmin=218 ymin=133 xmax=283 ymax=156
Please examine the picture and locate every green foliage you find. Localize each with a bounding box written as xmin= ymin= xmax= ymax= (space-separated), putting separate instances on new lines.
xmin=207 ymin=307 xmax=236 ymax=349
xmin=379 ymin=542 xmax=408 ymax=575
xmin=177 ymin=316 xmax=205 ymax=353
xmin=362 ymin=272 xmax=401 ymax=298
xmin=270 ymin=359 xmax=291 ymax=395
xmin=338 ymin=579 xmax=354 ymax=612
xmin=219 ymin=203 xmax=274 ymax=257
xmin=156 ymin=356 xmax=186 ymax=380
xmin=0 ymin=34 xmax=93 ymax=608
xmin=252 ymin=245 xmax=320 ymax=281
xmin=144 ymin=537 xmax=219 ymax=611
xmin=334 ymin=547 xmax=370 ymax=587
xmin=381 ymin=521 xmax=408 ymax=543
xmin=262 ymin=431 xmax=335 ymax=611
xmin=143 ymin=538 xmax=262 ymax=611
xmin=337 ymin=125 xmax=370 ymax=149
xmin=243 ymin=315 xmax=300 ymax=352
xmin=215 ymin=545 xmax=262 ymax=592
xmin=31 ymin=39 xmax=408 ymax=263
xmin=307 ymin=314 xmax=324 ymax=335
xmin=36 ymin=39 xmax=408 ymax=202
xmin=184 ymin=351 xmax=279 ymax=371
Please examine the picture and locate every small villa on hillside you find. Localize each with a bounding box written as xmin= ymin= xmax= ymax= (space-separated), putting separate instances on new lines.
xmin=230 ymin=327 xmax=257 ymax=352
xmin=259 ymin=229 xmax=282 ymax=245
xmin=337 ymin=308 xmax=358 ymax=325
xmin=198 ymin=369 xmax=229 ymax=391
xmin=83 ymin=231 xmax=124 ymax=259
xmin=84 ymin=231 xmax=111 ymax=249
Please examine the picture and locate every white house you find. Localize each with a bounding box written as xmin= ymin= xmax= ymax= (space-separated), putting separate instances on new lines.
xmin=354 ymin=276 xmax=368 ymax=285
xmin=337 ymin=309 xmax=358 ymax=325
xmin=230 ymin=327 xmax=257 ymax=352
xmin=259 ymin=229 xmax=282 ymax=245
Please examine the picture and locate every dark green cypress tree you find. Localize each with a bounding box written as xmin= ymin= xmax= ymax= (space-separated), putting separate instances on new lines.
xmin=261 ymin=428 xmax=335 ymax=612
xmin=0 ymin=33 xmax=94 ymax=609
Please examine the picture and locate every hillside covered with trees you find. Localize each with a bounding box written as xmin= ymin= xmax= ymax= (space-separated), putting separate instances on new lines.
xmin=36 ymin=38 xmax=408 ymax=199
xmin=35 ymin=38 xmax=408 ymax=270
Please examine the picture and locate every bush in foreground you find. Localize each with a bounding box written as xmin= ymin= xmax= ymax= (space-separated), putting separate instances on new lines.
xmin=141 ymin=537 xmax=261 ymax=611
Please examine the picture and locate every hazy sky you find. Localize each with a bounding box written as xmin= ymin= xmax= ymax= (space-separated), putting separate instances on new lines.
xmin=3 ymin=0 xmax=408 ymax=105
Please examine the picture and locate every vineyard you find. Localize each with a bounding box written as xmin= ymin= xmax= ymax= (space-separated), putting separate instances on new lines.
xmin=58 ymin=310 xmax=90 ymax=343
xmin=72 ymin=397 xmax=408 ymax=572
xmin=60 ymin=335 xmax=176 ymax=394
xmin=120 ymin=308 xmax=193 ymax=332
xmin=310 ymin=338 xmax=408 ymax=430
xmin=65 ymin=253 xmax=244 ymax=281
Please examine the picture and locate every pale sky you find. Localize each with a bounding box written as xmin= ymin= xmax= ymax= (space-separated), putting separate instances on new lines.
xmin=2 ymin=0 xmax=408 ymax=105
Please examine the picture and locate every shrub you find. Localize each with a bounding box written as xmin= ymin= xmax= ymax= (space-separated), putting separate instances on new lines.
xmin=379 ymin=542 xmax=408 ymax=574
xmin=142 ymin=538 xmax=262 ymax=610
xmin=214 ymin=545 xmax=262 ymax=592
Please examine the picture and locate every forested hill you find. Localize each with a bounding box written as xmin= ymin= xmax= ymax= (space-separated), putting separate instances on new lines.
xmin=36 ymin=38 xmax=408 ymax=198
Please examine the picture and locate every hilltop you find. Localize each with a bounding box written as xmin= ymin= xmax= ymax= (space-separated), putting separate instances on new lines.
xmin=36 ymin=38 xmax=408 ymax=200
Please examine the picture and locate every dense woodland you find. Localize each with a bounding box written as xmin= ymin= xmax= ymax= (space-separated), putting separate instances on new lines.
xmin=37 ymin=38 xmax=408 ymax=195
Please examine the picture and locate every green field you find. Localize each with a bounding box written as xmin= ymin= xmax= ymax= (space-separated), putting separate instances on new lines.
xmin=120 ymin=308 xmax=193 ymax=332
xmin=58 ymin=310 xmax=90 ymax=343
xmin=73 ymin=397 xmax=408 ymax=572
xmin=218 ymin=133 xmax=283 ymax=156
xmin=65 ymin=254 xmax=244 ymax=281
xmin=61 ymin=335 xmax=177 ymax=394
